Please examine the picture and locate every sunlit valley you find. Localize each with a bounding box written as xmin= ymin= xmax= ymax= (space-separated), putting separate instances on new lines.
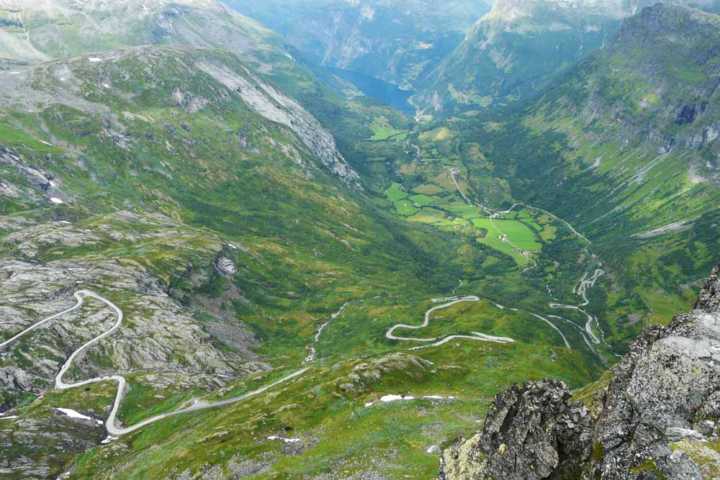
xmin=1 ymin=1 xmax=720 ymax=479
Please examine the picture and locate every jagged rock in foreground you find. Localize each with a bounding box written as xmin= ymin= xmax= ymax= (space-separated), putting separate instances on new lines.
xmin=696 ymin=265 xmax=720 ymax=313
xmin=441 ymin=380 xmax=592 ymax=480
xmin=441 ymin=265 xmax=720 ymax=480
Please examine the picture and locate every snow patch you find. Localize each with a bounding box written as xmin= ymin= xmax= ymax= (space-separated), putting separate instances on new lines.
xmin=55 ymin=408 xmax=102 ymax=425
xmin=364 ymin=394 xmax=457 ymax=407
xmin=267 ymin=435 xmax=301 ymax=444
xmin=88 ymin=57 xmax=103 ymax=63
xmin=49 ymin=197 xmax=64 ymax=204
xmin=422 ymin=395 xmax=457 ymax=401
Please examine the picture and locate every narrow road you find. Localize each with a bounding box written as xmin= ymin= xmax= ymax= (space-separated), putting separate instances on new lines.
xmin=0 ymin=290 xmax=308 ymax=437
xmin=549 ymin=268 xmax=606 ymax=346
xmin=529 ymin=313 xmax=571 ymax=349
xmin=386 ymin=296 xmax=515 ymax=347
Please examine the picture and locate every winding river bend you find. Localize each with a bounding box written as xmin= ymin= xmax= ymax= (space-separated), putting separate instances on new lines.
xmin=0 ymin=290 xmax=308 ymax=437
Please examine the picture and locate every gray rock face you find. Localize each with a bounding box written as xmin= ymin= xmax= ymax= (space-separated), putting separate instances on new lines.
xmin=696 ymin=265 xmax=720 ymax=313
xmin=196 ymin=61 xmax=361 ymax=187
xmin=591 ymin=308 xmax=720 ymax=479
xmin=441 ymin=264 xmax=720 ymax=480
xmin=0 ymin=215 xmax=267 ymax=411
xmin=214 ymin=256 xmax=237 ymax=276
xmin=0 ymin=145 xmax=66 ymax=206
xmin=440 ymin=380 xmax=592 ymax=480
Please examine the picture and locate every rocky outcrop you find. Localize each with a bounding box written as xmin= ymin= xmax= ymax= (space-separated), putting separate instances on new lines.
xmin=0 ymin=215 xmax=267 ymax=412
xmin=696 ymin=265 xmax=720 ymax=313
xmin=196 ymin=61 xmax=361 ymax=188
xmin=214 ymin=255 xmax=237 ymax=276
xmin=441 ymin=264 xmax=720 ymax=479
xmin=590 ymin=292 xmax=720 ymax=478
xmin=0 ymin=145 xmax=67 ymax=205
xmin=440 ymin=380 xmax=592 ymax=480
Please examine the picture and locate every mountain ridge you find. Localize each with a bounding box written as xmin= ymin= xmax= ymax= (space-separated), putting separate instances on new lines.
xmin=414 ymin=0 xmax=720 ymax=116
xmin=1 ymin=1 xmax=720 ymax=479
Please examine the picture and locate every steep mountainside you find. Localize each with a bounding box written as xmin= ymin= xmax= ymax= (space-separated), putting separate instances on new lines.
xmin=1 ymin=1 xmax=720 ymax=479
xmin=415 ymin=0 xmax=720 ymax=117
xmin=493 ymin=3 xmax=720 ymax=229
xmin=0 ymin=46 xmax=601 ymax=476
xmin=441 ymin=264 xmax=720 ymax=479
xmin=0 ymin=1 xmax=610 ymax=479
xmin=433 ymin=3 xmax=720 ymax=347
xmin=0 ymin=44 xmax=429 ymax=477
xmin=226 ymin=0 xmax=491 ymax=93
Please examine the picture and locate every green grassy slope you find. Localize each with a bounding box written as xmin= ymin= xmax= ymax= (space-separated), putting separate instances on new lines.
xmin=66 ymin=346 xmax=592 ymax=479
xmin=439 ymin=4 xmax=720 ymax=347
xmin=6 ymin=4 xmax=719 ymax=479
xmin=412 ymin=0 xmax=627 ymax=118
xmin=0 ymin=41 xmax=605 ymax=479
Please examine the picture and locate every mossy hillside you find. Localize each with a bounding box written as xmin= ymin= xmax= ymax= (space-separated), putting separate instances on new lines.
xmin=446 ymin=109 xmax=718 ymax=348
xmin=409 ymin=7 xmax=720 ymax=349
xmin=359 ymin=121 xmax=614 ymax=364
xmin=0 ymin=52 xmax=485 ymax=360
xmin=9 ymin=8 xmax=718 ymax=477
xmin=353 ymin=103 xmax=705 ymax=355
xmin=67 ymin=341 xmax=594 ymax=479
xmin=0 ymin=44 xmax=611 ymax=479
xmin=414 ymin=6 xmax=623 ymax=117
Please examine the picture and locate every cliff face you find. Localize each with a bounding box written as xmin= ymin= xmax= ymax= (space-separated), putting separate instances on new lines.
xmin=441 ymin=265 xmax=720 ymax=479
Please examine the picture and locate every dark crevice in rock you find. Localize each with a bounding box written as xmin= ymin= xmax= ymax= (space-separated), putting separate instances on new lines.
xmin=695 ymin=265 xmax=720 ymax=313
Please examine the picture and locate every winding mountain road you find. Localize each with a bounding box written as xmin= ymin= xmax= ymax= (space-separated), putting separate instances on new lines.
xmin=447 ymin=168 xmax=609 ymax=353
xmin=0 ymin=290 xmax=308 ymax=437
xmin=550 ymin=268 xmax=606 ymax=346
xmin=386 ymin=296 xmax=515 ymax=347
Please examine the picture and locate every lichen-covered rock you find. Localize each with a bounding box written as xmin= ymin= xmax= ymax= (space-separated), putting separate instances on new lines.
xmin=439 ymin=434 xmax=487 ymax=480
xmin=590 ymin=306 xmax=720 ymax=479
xmin=440 ymin=380 xmax=592 ymax=480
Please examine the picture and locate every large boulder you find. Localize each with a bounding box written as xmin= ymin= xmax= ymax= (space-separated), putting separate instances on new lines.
xmin=441 ymin=380 xmax=592 ymax=480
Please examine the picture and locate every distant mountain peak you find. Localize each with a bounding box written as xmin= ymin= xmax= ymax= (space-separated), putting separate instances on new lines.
xmin=483 ymin=0 xmax=720 ymax=25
